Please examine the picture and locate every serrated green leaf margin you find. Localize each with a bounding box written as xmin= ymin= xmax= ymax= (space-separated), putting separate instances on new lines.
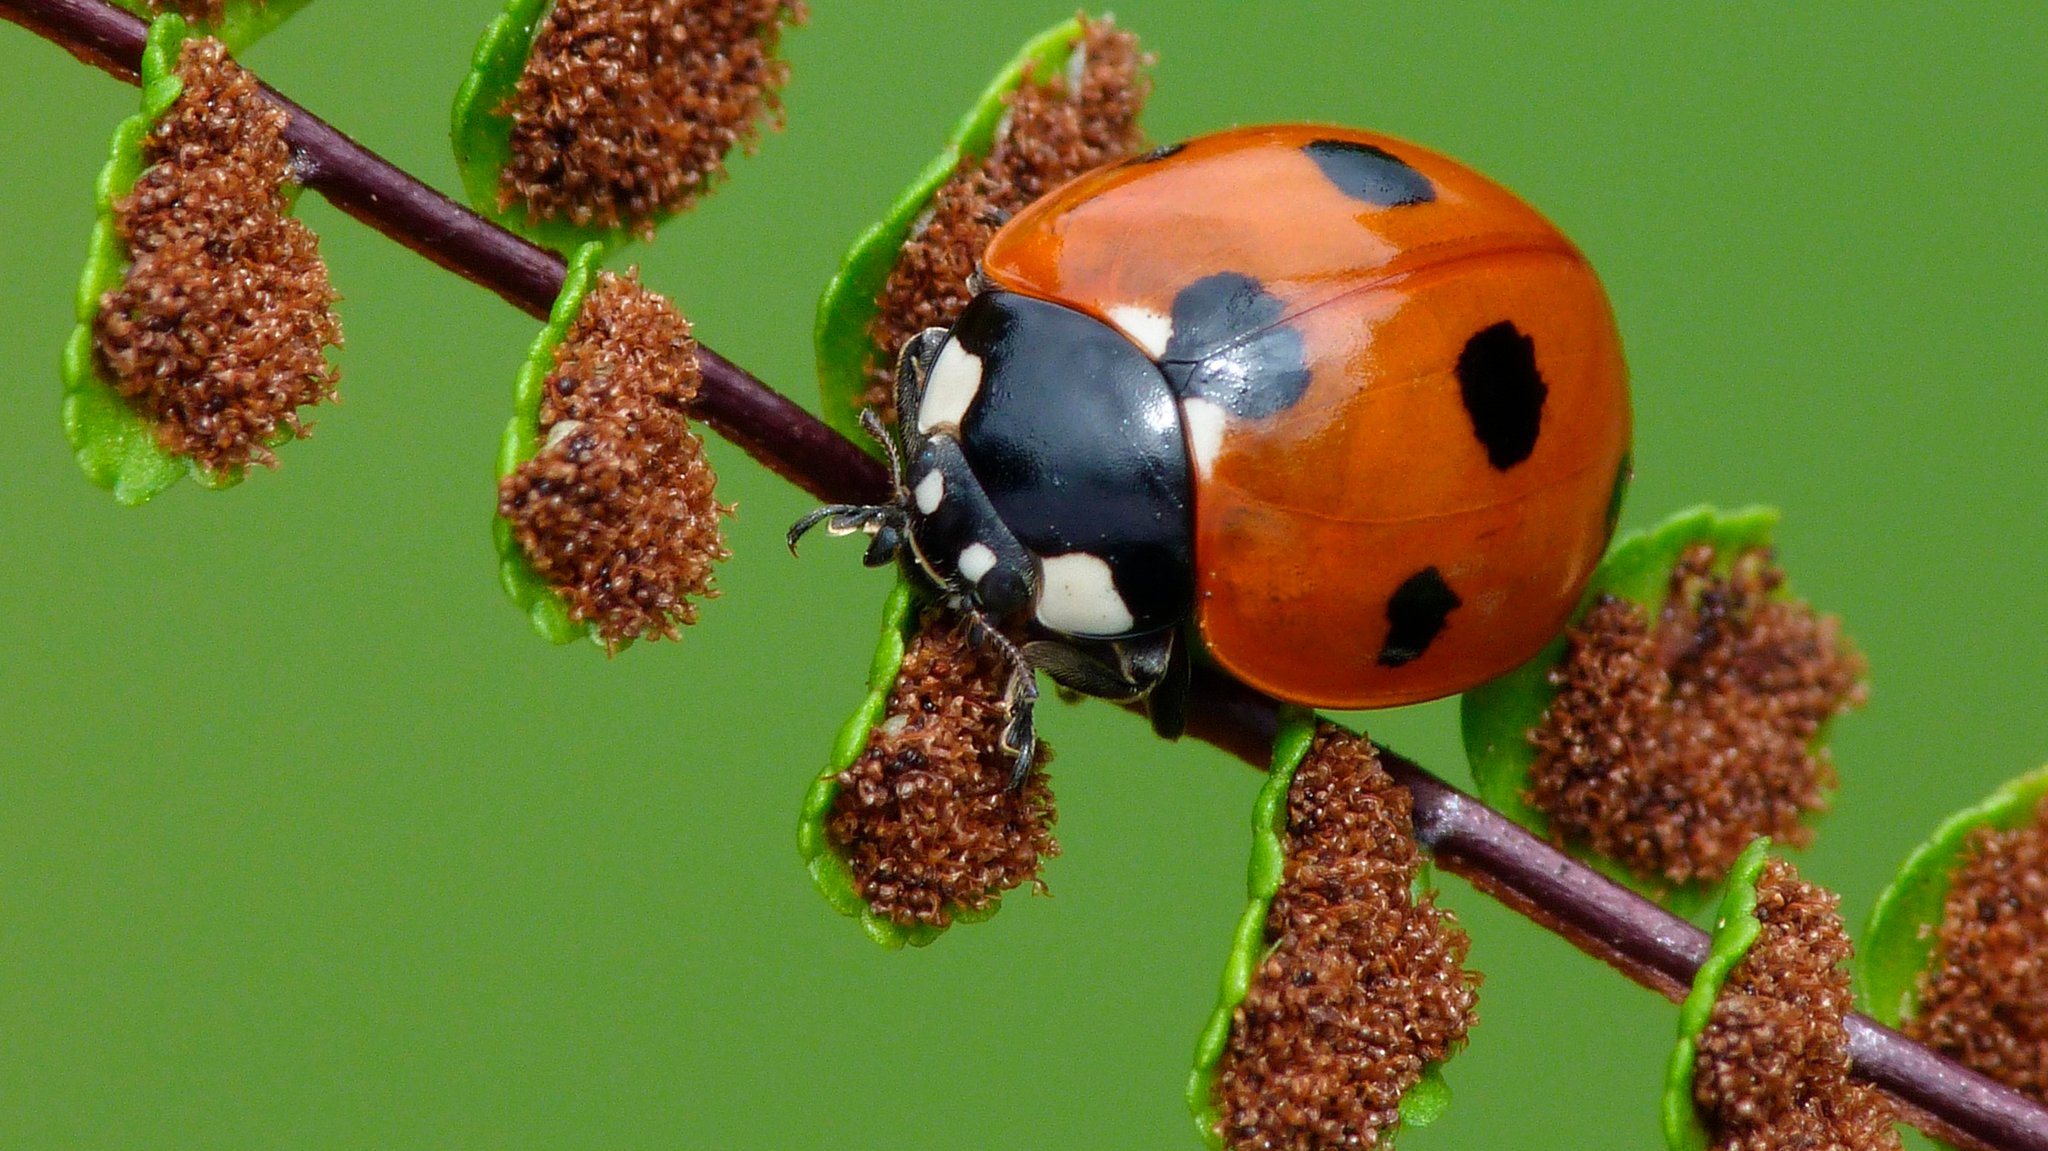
xmin=795 ymin=578 xmax=993 ymax=949
xmin=63 ymin=14 xmax=237 ymax=505
xmin=1186 ymin=714 xmax=1455 ymax=1147
xmin=491 ymin=240 xmax=606 ymax=645
xmin=1857 ymin=764 xmax=2048 ymax=1028
xmin=1663 ymin=837 xmax=1771 ymax=1151
xmin=1459 ymin=504 xmax=1782 ymax=916
xmin=811 ymin=15 xmax=1089 ymax=448
xmin=111 ymin=1 xmax=315 ymax=51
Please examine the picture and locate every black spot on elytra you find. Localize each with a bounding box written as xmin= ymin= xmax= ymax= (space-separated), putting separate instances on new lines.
xmin=1303 ymin=139 xmax=1435 ymax=207
xmin=1163 ymin=273 xmax=1282 ymax=359
xmin=1159 ymin=273 xmax=1312 ymax=420
xmin=1377 ymin=567 xmax=1461 ymax=668
xmin=1129 ymin=141 xmax=1185 ymax=165
xmin=1455 ymin=321 xmax=1548 ymax=469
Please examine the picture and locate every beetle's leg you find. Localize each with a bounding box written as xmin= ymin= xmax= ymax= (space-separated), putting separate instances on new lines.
xmin=959 ymin=606 xmax=1042 ymax=791
xmin=999 ymin=664 xmax=1039 ymax=790
xmin=1021 ymin=630 xmax=1175 ymax=705
xmin=1022 ymin=641 xmax=1143 ymax=700
xmin=893 ymin=327 xmax=949 ymax=427
xmin=1144 ymin=629 xmax=1192 ymax=742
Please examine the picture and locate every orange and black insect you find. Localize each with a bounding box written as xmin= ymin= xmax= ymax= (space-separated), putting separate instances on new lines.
xmin=795 ymin=124 xmax=1632 ymax=778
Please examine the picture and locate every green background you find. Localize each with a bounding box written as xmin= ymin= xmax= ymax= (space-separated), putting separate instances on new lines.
xmin=1 ymin=3 xmax=2043 ymax=1147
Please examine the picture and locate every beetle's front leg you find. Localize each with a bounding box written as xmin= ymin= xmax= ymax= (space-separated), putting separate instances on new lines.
xmin=957 ymin=604 xmax=1043 ymax=790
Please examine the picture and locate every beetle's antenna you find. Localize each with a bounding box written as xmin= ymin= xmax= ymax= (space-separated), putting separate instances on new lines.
xmin=858 ymin=407 xmax=908 ymax=500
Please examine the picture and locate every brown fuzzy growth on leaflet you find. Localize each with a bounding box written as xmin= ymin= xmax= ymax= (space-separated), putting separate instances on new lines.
xmin=828 ymin=614 xmax=1058 ymax=927
xmin=1527 ymin=546 xmax=1866 ymax=887
xmin=861 ymin=18 xmax=1151 ymax=421
xmin=1693 ymin=859 xmax=1900 ymax=1151
xmin=1906 ymin=798 xmax=2048 ymax=1100
xmin=94 ymin=36 xmax=342 ymax=474
xmin=498 ymin=270 xmax=727 ymax=646
xmin=500 ymin=0 xmax=806 ymax=235
xmin=1213 ymin=727 xmax=1478 ymax=1151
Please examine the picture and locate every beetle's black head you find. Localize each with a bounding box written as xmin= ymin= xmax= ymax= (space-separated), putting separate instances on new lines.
xmin=787 ymin=289 xmax=1201 ymax=777
xmin=888 ymin=290 xmax=1197 ymax=638
xmin=793 ymin=291 xmax=1196 ymax=637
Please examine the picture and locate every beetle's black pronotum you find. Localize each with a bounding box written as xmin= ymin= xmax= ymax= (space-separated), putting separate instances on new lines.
xmin=790 ymin=289 xmax=1200 ymax=784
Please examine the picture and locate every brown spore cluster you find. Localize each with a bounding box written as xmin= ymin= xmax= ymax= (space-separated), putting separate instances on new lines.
xmin=500 ymin=0 xmax=806 ymax=235
xmin=861 ymin=18 xmax=1150 ymax=420
xmin=498 ymin=270 xmax=727 ymax=646
xmin=1212 ymin=727 xmax=1478 ymax=1151
xmin=1527 ymin=546 xmax=1866 ymax=887
xmin=1905 ymin=798 xmax=2048 ymax=1099
xmin=1693 ymin=859 xmax=1900 ymax=1151
xmin=94 ymin=36 xmax=342 ymax=474
xmin=827 ymin=614 xmax=1058 ymax=927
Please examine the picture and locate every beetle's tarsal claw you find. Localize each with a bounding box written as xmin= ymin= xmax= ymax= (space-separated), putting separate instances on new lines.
xmin=1000 ymin=659 xmax=1041 ymax=792
xmin=1003 ymin=710 xmax=1038 ymax=792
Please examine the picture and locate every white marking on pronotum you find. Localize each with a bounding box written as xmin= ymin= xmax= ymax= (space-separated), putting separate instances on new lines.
xmin=1180 ymin=397 xmax=1226 ymax=479
xmin=958 ymin=543 xmax=998 ymax=584
xmin=915 ymin=341 xmax=984 ymax=434
xmin=1107 ymin=305 xmax=1174 ymax=359
xmin=914 ymin=469 xmax=945 ymax=514
xmin=1035 ymin=552 xmax=1135 ymax=636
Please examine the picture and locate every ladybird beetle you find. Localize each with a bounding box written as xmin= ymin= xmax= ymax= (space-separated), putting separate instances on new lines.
xmin=794 ymin=124 xmax=1632 ymax=781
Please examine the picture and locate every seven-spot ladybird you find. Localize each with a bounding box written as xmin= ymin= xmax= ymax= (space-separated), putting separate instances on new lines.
xmin=794 ymin=124 xmax=1632 ymax=779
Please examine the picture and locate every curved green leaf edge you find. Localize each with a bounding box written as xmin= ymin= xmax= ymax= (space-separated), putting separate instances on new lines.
xmin=1186 ymin=714 xmax=1455 ymax=1147
xmin=1459 ymin=503 xmax=1784 ymax=917
xmin=112 ymin=0 xmax=315 ymax=51
xmin=1857 ymin=763 xmax=2048 ymax=1028
xmin=1662 ymin=836 xmax=1772 ymax=1151
xmin=63 ymin=14 xmax=235 ymax=506
xmin=491 ymin=240 xmax=607 ymax=646
xmin=450 ymin=0 xmax=605 ymax=255
xmin=811 ymin=14 xmax=1089 ymax=449
xmin=795 ymin=578 xmax=995 ymax=949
